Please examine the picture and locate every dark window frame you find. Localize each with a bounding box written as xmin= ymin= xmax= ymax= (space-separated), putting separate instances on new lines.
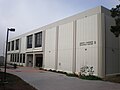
xmin=27 ymin=35 xmax=33 ymax=48
xmin=16 ymin=39 xmax=19 ymax=50
xmin=11 ymin=41 xmax=14 ymax=50
xmin=13 ymin=54 xmax=14 ymax=62
xmin=15 ymin=54 xmax=16 ymax=62
xmin=17 ymin=53 xmax=19 ymax=62
xmin=20 ymin=54 xmax=22 ymax=63
xmin=8 ymin=42 xmax=10 ymax=51
xmin=23 ymin=54 xmax=25 ymax=63
xmin=35 ymin=32 xmax=42 ymax=47
xmin=10 ymin=54 xmax=12 ymax=62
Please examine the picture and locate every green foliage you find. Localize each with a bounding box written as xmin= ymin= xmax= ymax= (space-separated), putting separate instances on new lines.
xmin=48 ymin=69 xmax=78 ymax=77
xmin=13 ymin=64 xmax=17 ymax=69
xmin=110 ymin=4 xmax=120 ymax=18
xmin=66 ymin=73 xmax=78 ymax=77
xmin=80 ymin=75 xmax=102 ymax=80
xmin=110 ymin=4 xmax=120 ymax=37
xmin=47 ymin=69 xmax=102 ymax=80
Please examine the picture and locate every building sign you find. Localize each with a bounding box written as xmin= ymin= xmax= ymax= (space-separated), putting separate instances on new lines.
xmin=80 ymin=41 xmax=96 ymax=46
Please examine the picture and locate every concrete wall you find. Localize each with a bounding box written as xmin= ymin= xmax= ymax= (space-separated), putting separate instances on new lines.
xmin=57 ymin=22 xmax=73 ymax=72
xmin=105 ymin=15 xmax=119 ymax=75
xmin=7 ymin=54 xmax=11 ymax=63
xmin=20 ymin=36 xmax=26 ymax=53
xmin=76 ymin=14 xmax=98 ymax=75
xmin=45 ymin=27 xmax=57 ymax=69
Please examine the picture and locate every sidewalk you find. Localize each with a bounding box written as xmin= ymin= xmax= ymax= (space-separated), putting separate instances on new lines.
xmin=6 ymin=67 xmax=120 ymax=90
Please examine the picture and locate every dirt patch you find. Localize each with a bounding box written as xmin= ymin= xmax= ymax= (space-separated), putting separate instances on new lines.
xmin=0 ymin=72 xmax=37 ymax=90
xmin=104 ymin=74 xmax=120 ymax=83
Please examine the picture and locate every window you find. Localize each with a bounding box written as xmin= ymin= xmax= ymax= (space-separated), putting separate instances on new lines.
xmin=17 ymin=54 xmax=19 ymax=62
xmin=10 ymin=54 xmax=12 ymax=62
xmin=20 ymin=54 xmax=22 ymax=63
xmin=27 ymin=35 xmax=33 ymax=48
xmin=13 ymin=54 xmax=14 ymax=62
xmin=23 ymin=54 xmax=25 ymax=63
xmin=8 ymin=42 xmax=10 ymax=51
xmin=16 ymin=39 xmax=19 ymax=50
xmin=11 ymin=41 xmax=14 ymax=50
xmin=35 ymin=32 xmax=42 ymax=47
xmin=15 ymin=54 xmax=17 ymax=62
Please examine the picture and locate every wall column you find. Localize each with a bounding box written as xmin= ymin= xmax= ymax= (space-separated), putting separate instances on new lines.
xmin=72 ymin=20 xmax=76 ymax=73
xmin=33 ymin=54 xmax=35 ymax=68
xmin=97 ymin=13 xmax=105 ymax=77
xmin=55 ymin=26 xmax=59 ymax=70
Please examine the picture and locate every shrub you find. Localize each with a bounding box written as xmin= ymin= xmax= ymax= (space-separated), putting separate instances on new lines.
xmin=66 ymin=73 xmax=78 ymax=77
xmin=13 ymin=64 xmax=17 ymax=69
xmin=80 ymin=75 xmax=102 ymax=80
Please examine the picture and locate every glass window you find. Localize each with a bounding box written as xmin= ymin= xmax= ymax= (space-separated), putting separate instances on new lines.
xmin=14 ymin=54 xmax=16 ymax=62
xmin=20 ymin=54 xmax=22 ymax=63
xmin=27 ymin=35 xmax=33 ymax=48
xmin=11 ymin=41 xmax=14 ymax=50
xmin=16 ymin=39 xmax=19 ymax=50
xmin=23 ymin=54 xmax=25 ymax=63
xmin=17 ymin=54 xmax=19 ymax=62
xmin=10 ymin=54 xmax=12 ymax=62
xmin=8 ymin=42 xmax=10 ymax=51
xmin=35 ymin=32 xmax=42 ymax=47
xmin=13 ymin=54 xmax=14 ymax=62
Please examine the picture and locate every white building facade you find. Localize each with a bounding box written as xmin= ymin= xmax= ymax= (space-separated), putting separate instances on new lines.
xmin=7 ymin=6 xmax=120 ymax=77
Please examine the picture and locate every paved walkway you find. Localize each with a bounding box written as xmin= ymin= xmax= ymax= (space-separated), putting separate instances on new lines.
xmin=6 ymin=67 xmax=120 ymax=90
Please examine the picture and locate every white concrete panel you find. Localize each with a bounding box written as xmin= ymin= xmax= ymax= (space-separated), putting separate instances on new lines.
xmin=20 ymin=36 xmax=26 ymax=53
xmin=7 ymin=55 xmax=11 ymax=63
xmin=45 ymin=27 xmax=56 ymax=69
xmin=76 ymin=14 xmax=98 ymax=75
xmin=58 ymin=22 xmax=73 ymax=72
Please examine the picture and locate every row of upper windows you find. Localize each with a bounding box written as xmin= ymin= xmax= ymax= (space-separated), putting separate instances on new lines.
xmin=8 ymin=31 xmax=42 ymax=51
xmin=8 ymin=39 xmax=19 ymax=51
xmin=27 ymin=31 xmax=42 ymax=49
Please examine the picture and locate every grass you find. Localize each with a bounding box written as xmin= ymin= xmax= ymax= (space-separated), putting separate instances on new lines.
xmin=0 ymin=72 xmax=37 ymax=90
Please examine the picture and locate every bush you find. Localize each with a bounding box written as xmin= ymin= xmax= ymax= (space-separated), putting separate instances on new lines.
xmin=13 ymin=64 xmax=17 ymax=69
xmin=39 ymin=67 xmax=44 ymax=70
xmin=57 ymin=71 xmax=67 ymax=74
xmin=66 ymin=73 xmax=78 ymax=77
xmin=80 ymin=75 xmax=102 ymax=80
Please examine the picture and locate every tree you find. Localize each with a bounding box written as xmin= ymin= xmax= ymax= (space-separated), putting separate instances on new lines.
xmin=110 ymin=4 xmax=120 ymax=37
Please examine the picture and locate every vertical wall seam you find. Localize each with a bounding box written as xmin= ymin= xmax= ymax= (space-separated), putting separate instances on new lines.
xmin=43 ymin=30 xmax=46 ymax=68
xmin=72 ymin=20 xmax=76 ymax=73
xmin=104 ymin=14 xmax=106 ymax=76
xmin=55 ymin=26 xmax=59 ymax=70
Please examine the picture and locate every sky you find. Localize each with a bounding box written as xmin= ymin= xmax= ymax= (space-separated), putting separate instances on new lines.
xmin=0 ymin=0 xmax=120 ymax=56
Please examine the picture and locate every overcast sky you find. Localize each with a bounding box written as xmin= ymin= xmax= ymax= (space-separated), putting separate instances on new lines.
xmin=0 ymin=0 xmax=119 ymax=56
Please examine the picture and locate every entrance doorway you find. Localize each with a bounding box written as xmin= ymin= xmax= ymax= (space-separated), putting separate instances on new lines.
xmin=35 ymin=54 xmax=43 ymax=67
xmin=27 ymin=54 xmax=33 ymax=67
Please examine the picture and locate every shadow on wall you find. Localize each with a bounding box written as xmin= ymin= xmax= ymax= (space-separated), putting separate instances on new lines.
xmin=0 ymin=56 xmax=4 ymax=66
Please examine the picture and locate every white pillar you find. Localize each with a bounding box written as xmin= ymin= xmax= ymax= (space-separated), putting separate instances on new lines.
xmin=72 ymin=20 xmax=76 ymax=73
xmin=33 ymin=54 xmax=35 ymax=68
xmin=55 ymin=26 xmax=59 ymax=70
